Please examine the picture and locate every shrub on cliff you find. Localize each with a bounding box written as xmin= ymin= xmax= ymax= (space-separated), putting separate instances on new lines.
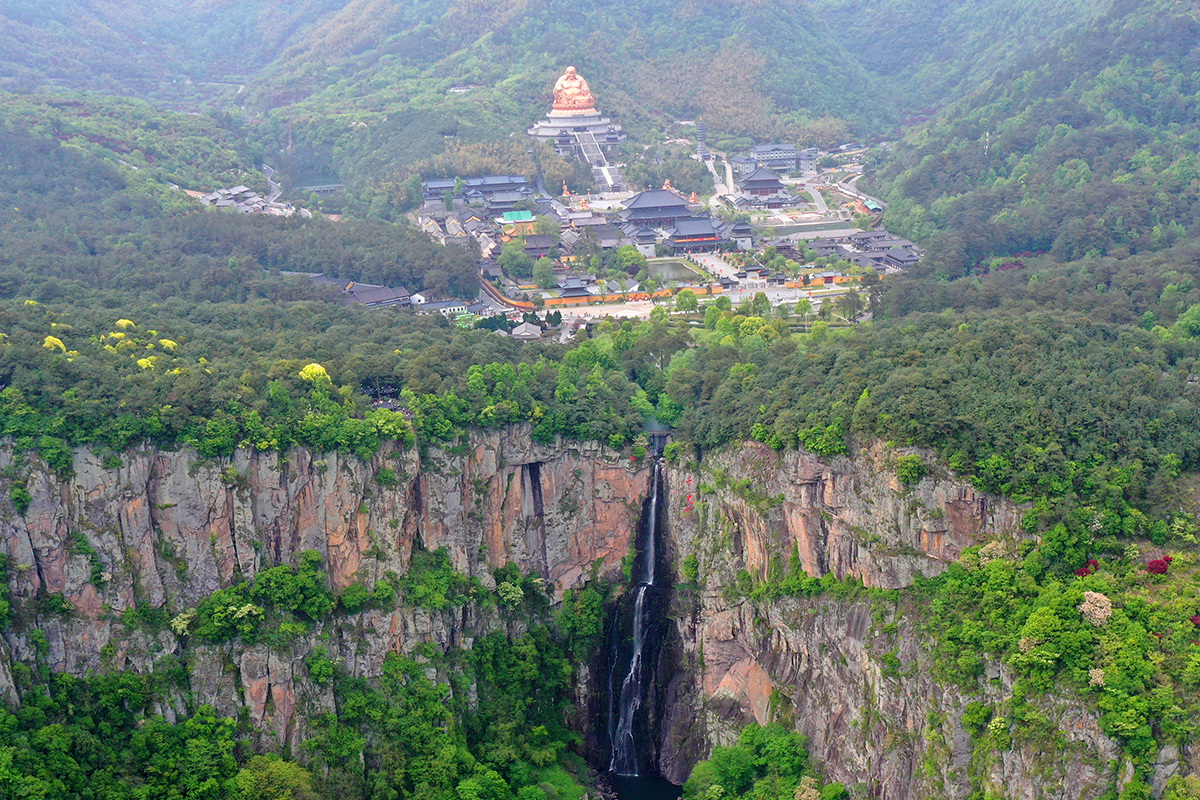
xmin=400 ymin=547 xmax=483 ymax=609
xmin=192 ymin=584 xmax=264 ymax=641
xmin=895 ymin=454 xmax=927 ymax=486
xmin=250 ymin=550 xmax=335 ymax=621
xmin=557 ymin=583 xmax=608 ymax=654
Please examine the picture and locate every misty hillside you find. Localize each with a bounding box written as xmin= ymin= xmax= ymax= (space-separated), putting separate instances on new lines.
xmin=2 ymin=0 xmax=1153 ymax=191
xmin=810 ymin=0 xmax=1114 ymax=114
xmin=871 ymin=0 xmax=1200 ymax=281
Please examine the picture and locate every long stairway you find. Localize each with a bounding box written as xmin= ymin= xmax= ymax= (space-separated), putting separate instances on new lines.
xmin=573 ymin=129 xmax=624 ymax=191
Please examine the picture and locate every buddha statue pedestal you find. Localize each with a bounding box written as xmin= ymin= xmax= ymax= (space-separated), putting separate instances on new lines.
xmin=528 ymin=66 xmax=627 ymax=190
xmin=529 ymin=66 xmax=624 ymax=143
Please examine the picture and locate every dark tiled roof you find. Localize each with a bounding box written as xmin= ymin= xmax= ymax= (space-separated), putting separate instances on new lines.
xmin=739 ymin=168 xmax=784 ymax=189
xmin=671 ymin=216 xmax=719 ymax=237
xmin=524 ymin=234 xmax=556 ymax=250
xmin=623 ymin=189 xmax=691 ymax=210
xmin=749 ymin=144 xmax=796 ymax=155
xmin=885 ymin=247 xmax=920 ymax=263
xmin=346 ymin=283 xmax=411 ymax=307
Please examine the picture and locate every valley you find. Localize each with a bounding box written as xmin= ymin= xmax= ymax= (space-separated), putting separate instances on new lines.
xmin=0 ymin=0 xmax=1198 ymax=799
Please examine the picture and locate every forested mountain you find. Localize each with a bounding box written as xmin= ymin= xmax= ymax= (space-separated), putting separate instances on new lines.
xmin=4 ymin=0 xmax=889 ymax=188
xmin=870 ymin=0 xmax=1200 ymax=289
xmin=246 ymin=0 xmax=893 ymax=186
xmin=7 ymin=0 xmax=1141 ymax=192
xmin=810 ymin=0 xmax=1113 ymax=115
xmin=0 ymin=0 xmax=342 ymax=103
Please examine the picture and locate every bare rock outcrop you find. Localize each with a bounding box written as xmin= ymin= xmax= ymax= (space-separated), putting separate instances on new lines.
xmin=657 ymin=441 xmax=1122 ymax=799
xmin=0 ymin=433 xmax=1147 ymax=799
xmin=0 ymin=428 xmax=649 ymax=751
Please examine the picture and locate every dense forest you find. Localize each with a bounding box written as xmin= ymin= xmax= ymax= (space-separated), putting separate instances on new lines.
xmin=0 ymin=546 xmax=605 ymax=800
xmin=871 ymin=0 xmax=1200 ymax=279
xmin=0 ymin=119 xmax=479 ymax=301
xmin=810 ymin=0 xmax=1111 ymax=115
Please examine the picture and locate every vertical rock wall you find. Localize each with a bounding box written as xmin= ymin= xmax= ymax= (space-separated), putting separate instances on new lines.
xmin=0 ymin=432 xmax=1164 ymax=797
xmin=657 ymin=442 xmax=1127 ymax=800
xmin=0 ymin=428 xmax=649 ymax=751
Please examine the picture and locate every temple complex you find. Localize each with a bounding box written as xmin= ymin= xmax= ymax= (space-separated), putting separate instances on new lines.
xmin=528 ymin=66 xmax=626 ymax=190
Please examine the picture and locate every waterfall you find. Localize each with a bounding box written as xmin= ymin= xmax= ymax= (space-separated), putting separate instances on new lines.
xmin=609 ymin=459 xmax=665 ymax=777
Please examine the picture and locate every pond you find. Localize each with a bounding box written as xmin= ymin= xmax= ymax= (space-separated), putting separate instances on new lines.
xmin=648 ymin=260 xmax=702 ymax=282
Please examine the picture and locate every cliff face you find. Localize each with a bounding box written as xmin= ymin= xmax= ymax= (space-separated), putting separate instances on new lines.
xmin=0 ymin=429 xmax=649 ymax=750
xmin=0 ymin=433 xmax=1161 ymax=797
xmin=653 ymin=441 xmax=1134 ymax=798
xmin=671 ymin=441 xmax=1026 ymax=592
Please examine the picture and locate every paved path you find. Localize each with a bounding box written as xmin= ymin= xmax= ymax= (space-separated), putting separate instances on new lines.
xmin=705 ymin=159 xmax=727 ymax=194
xmin=807 ymin=184 xmax=828 ymax=214
xmin=262 ymin=164 xmax=282 ymax=203
xmin=690 ymin=252 xmax=738 ymax=279
xmin=783 ymin=177 xmax=828 ymax=214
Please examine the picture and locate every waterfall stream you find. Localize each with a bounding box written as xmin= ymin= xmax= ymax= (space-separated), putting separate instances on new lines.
xmin=608 ymin=458 xmax=667 ymax=778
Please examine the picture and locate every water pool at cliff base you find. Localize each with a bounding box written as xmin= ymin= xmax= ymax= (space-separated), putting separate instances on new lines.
xmin=612 ymin=775 xmax=682 ymax=800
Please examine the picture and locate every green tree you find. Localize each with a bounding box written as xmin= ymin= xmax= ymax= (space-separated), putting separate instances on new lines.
xmin=1172 ymin=303 xmax=1200 ymax=338
xmin=533 ymin=215 xmax=561 ymax=242
xmin=676 ymin=289 xmax=699 ymax=313
xmin=611 ymin=245 xmax=648 ymax=275
xmin=230 ymin=755 xmax=315 ymax=800
xmin=835 ymin=290 xmax=863 ymax=322
xmin=794 ymin=298 xmax=813 ymax=331
xmin=498 ymin=239 xmax=535 ymax=279
xmin=533 ymin=258 xmax=557 ymax=289
xmin=750 ymin=292 xmax=771 ymax=316
xmin=896 ymin=454 xmax=927 ymax=486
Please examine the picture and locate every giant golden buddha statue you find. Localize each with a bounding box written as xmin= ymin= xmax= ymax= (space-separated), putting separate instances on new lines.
xmin=552 ymin=66 xmax=596 ymax=113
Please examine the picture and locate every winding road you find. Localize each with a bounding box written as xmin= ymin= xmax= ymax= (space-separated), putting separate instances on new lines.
xmin=839 ymin=174 xmax=887 ymax=210
xmin=262 ymin=164 xmax=282 ymax=203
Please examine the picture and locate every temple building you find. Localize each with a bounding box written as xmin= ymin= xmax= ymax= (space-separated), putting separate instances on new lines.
xmin=528 ymin=66 xmax=626 ymax=190
xmin=668 ymin=217 xmax=722 ymax=252
xmin=738 ymin=168 xmax=785 ymax=197
xmin=613 ymin=189 xmax=751 ymax=255
xmin=731 ymin=167 xmax=801 ymax=210
xmin=618 ymin=189 xmax=696 ymax=227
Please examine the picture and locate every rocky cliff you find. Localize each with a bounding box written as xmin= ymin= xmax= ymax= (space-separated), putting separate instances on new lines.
xmin=655 ymin=441 xmax=1145 ymax=799
xmin=0 ymin=428 xmax=649 ymax=750
xmin=0 ymin=432 xmax=1162 ymax=797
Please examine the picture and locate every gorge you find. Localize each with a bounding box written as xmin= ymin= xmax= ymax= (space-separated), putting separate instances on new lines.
xmin=0 ymin=427 xmax=1159 ymax=799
